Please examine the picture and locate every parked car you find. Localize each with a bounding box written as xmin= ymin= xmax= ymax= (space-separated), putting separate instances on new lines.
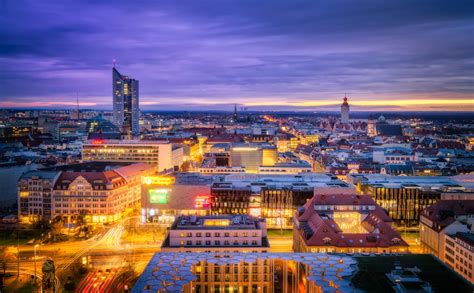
xmin=2 ymin=215 xmax=18 ymax=224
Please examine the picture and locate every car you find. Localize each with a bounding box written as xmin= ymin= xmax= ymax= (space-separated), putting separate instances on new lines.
xmin=2 ymin=215 xmax=18 ymax=224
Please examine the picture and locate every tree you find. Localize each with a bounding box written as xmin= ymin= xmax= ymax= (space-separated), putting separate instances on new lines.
xmin=50 ymin=217 xmax=64 ymax=241
xmin=76 ymin=214 xmax=86 ymax=237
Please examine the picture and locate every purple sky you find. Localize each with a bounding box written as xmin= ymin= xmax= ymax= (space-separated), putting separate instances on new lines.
xmin=0 ymin=0 xmax=473 ymax=111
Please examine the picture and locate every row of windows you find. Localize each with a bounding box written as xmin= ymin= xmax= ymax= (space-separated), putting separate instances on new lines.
xmin=54 ymin=204 xmax=107 ymax=208
xmin=180 ymin=232 xmax=259 ymax=238
xmin=55 ymin=197 xmax=106 ymax=202
xmin=180 ymin=240 xmax=258 ymax=246
xmin=455 ymin=247 xmax=473 ymax=260
xmin=53 ymin=209 xmax=105 ymax=214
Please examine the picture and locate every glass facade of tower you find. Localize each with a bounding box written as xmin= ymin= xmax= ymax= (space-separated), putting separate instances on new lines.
xmin=112 ymin=67 xmax=139 ymax=136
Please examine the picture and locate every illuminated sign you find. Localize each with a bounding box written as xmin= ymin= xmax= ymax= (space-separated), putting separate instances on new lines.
xmin=91 ymin=139 xmax=104 ymax=145
xmin=149 ymin=189 xmax=169 ymax=204
xmin=142 ymin=176 xmax=175 ymax=186
xmin=194 ymin=195 xmax=211 ymax=209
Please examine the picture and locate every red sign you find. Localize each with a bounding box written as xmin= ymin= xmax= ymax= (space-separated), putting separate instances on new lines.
xmin=194 ymin=195 xmax=211 ymax=209
xmin=91 ymin=139 xmax=104 ymax=145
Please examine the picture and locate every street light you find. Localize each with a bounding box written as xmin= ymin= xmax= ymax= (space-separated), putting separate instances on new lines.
xmin=34 ymin=244 xmax=39 ymax=282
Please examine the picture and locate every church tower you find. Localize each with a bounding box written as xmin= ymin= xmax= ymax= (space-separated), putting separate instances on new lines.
xmin=341 ymin=96 xmax=350 ymax=123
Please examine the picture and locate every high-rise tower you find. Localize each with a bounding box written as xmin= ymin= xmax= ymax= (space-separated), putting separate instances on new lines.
xmin=341 ymin=96 xmax=350 ymax=124
xmin=113 ymin=65 xmax=139 ymax=137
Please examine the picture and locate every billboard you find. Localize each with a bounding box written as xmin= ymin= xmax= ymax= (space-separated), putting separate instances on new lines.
xmin=149 ymin=189 xmax=169 ymax=204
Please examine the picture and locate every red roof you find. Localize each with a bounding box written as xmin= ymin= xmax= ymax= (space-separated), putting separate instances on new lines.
xmin=421 ymin=200 xmax=474 ymax=232
xmin=295 ymin=194 xmax=406 ymax=248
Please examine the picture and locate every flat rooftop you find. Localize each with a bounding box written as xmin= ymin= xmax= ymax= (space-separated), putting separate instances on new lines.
xmin=172 ymin=215 xmax=263 ymax=230
xmin=84 ymin=139 xmax=170 ymax=145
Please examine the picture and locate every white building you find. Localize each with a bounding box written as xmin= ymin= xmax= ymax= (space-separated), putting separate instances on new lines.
xmin=161 ymin=215 xmax=269 ymax=253
xmin=82 ymin=139 xmax=183 ymax=173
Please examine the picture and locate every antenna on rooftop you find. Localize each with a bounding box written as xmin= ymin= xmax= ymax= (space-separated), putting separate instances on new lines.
xmin=76 ymin=92 xmax=80 ymax=120
xmin=113 ymin=58 xmax=116 ymax=68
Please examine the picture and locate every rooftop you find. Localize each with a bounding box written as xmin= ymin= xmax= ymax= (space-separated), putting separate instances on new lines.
xmin=295 ymin=194 xmax=406 ymax=248
xmin=455 ymin=232 xmax=474 ymax=246
xmin=84 ymin=139 xmax=170 ymax=145
xmin=171 ymin=215 xmax=264 ymax=230
xmin=133 ymin=253 xmax=358 ymax=293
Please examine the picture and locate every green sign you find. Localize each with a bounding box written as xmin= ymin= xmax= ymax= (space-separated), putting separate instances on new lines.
xmin=149 ymin=189 xmax=168 ymax=204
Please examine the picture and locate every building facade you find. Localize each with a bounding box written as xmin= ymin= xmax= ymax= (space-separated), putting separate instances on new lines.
xmin=351 ymin=174 xmax=467 ymax=226
xmin=112 ymin=66 xmax=139 ymax=137
xmin=18 ymin=171 xmax=60 ymax=222
xmin=161 ymin=215 xmax=269 ymax=253
xmin=141 ymin=173 xmax=213 ymax=224
xmin=18 ymin=162 xmax=154 ymax=223
xmin=210 ymin=173 xmax=354 ymax=228
xmin=419 ymin=200 xmax=474 ymax=268
xmin=444 ymin=232 xmax=474 ymax=284
xmin=230 ymin=143 xmax=277 ymax=173
xmin=82 ymin=139 xmax=182 ymax=173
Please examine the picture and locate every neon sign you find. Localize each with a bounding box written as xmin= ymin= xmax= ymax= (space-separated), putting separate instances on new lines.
xmin=194 ymin=195 xmax=211 ymax=209
xmin=149 ymin=189 xmax=169 ymax=204
xmin=91 ymin=139 xmax=104 ymax=145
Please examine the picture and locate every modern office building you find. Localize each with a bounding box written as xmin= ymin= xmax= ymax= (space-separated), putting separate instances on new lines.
xmin=161 ymin=215 xmax=269 ymax=253
xmin=112 ymin=66 xmax=139 ymax=137
xmin=82 ymin=139 xmax=183 ymax=173
xmin=350 ymin=174 xmax=468 ymax=226
xmin=230 ymin=143 xmax=277 ymax=173
xmin=18 ymin=162 xmax=154 ymax=223
xmin=211 ymin=173 xmax=354 ymax=228
xmin=340 ymin=96 xmax=350 ymax=123
xmin=293 ymin=193 xmax=408 ymax=254
xmin=86 ymin=115 xmax=121 ymax=139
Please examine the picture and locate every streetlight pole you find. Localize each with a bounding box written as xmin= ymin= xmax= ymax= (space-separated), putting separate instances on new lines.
xmin=34 ymin=244 xmax=39 ymax=283
xmin=16 ymin=228 xmax=20 ymax=277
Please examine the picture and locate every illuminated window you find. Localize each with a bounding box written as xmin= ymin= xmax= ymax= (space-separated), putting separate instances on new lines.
xmin=203 ymin=219 xmax=230 ymax=226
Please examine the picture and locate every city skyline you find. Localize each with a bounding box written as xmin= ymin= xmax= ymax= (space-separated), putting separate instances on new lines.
xmin=1 ymin=0 xmax=473 ymax=111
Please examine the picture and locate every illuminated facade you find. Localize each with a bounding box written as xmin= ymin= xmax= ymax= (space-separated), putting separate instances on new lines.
xmin=82 ymin=139 xmax=182 ymax=172
xmin=18 ymin=162 xmax=154 ymax=223
xmin=112 ymin=66 xmax=139 ymax=137
xmin=351 ymin=174 xmax=466 ymax=226
xmin=293 ymin=194 xmax=409 ymax=254
xmin=141 ymin=173 xmax=213 ymax=224
xmin=230 ymin=143 xmax=277 ymax=173
xmin=161 ymin=215 xmax=269 ymax=253
xmin=0 ymin=125 xmax=32 ymax=139
xmin=133 ymin=253 xmax=359 ymax=293
xmin=211 ymin=173 xmax=354 ymax=229
xmin=18 ymin=171 xmax=60 ymax=222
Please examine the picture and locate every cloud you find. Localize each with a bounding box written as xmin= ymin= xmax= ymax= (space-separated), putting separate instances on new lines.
xmin=0 ymin=0 xmax=473 ymax=110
